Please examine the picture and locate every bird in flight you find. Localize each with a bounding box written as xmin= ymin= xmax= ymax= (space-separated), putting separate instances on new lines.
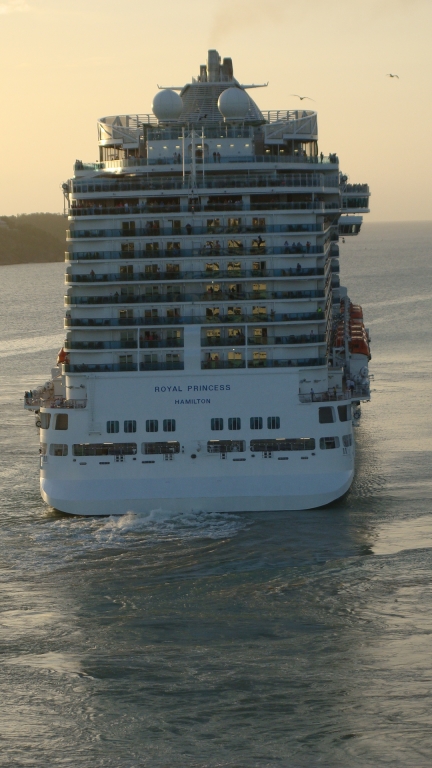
xmin=291 ymin=94 xmax=315 ymax=101
xmin=386 ymin=73 xmax=399 ymax=78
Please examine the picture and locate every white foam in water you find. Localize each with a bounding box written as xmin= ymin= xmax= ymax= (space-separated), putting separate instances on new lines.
xmin=95 ymin=508 xmax=244 ymax=544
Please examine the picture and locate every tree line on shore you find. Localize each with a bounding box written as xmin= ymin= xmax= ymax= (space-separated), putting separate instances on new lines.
xmin=0 ymin=213 xmax=68 ymax=266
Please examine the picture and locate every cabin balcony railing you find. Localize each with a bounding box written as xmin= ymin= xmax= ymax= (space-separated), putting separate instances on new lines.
xmin=201 ymin=333 xmax=326 ymax=347
xmin=299 ymin=386 xmax=369 ymax=403
xmin=66 ymin=267 xmax=325 ymax=283
xmin=139 ymin=361 xmax=184 ymax=371
xmin=66 ymin=310 xmax=326 ymax=328
xmin=64 ymin=363 xmax=138 ymax=373
xmin=65 ymin=289 xmax=326 ymax=306
xmin=67 ymin=244 xmax=327 ymax=261
xmin=65 ymin=340 xmax=138 ymax=350
xmin=200 ymin=356 xmax=326 ymax=370
xmin=74 ymin=155 xmax=337 ymax=174
xmin=24 ymin=396 xmax=87 ymax=409
xmin=67 ymin=224 xmax=325 ymax=239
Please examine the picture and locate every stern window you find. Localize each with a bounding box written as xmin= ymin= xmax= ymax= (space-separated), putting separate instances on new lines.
xmin=55 ymin=414 xmax=68 ymax=430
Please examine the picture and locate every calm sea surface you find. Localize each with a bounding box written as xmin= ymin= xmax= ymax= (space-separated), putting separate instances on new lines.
xmin=0 ymin=222 xmax=431 ymax=767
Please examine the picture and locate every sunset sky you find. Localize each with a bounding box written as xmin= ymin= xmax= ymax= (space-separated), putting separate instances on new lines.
xmin=0 ymin=0 xmax=430 ymax=221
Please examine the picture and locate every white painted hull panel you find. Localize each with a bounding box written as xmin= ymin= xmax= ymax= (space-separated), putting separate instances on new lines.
xmin=41 ymin=470 xmax=353 ymax=516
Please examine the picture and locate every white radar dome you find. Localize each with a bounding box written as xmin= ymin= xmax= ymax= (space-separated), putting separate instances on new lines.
xmin=218 ymin=87 xmax=250 ymax=120
xmin=152 ymin=89 xmax=183 ymax=121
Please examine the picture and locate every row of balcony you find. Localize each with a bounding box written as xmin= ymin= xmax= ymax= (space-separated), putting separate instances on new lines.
xmin=65 ymin=310 xmax=327 ymax=328
xmin=67 ymin=245 xmax=328 ymax=261
xmin=64 ymin=333 xmax=326 ymax=351
xmin=69 ymin=205 xmax=330 ymax=221
xmin=75 ymin=156 xmax=338 ymax=172
xmin=67 ymin=225 xmax=326 ymax=240
xmin=66 ymin=267 xmax=326 ymax=283
xmin=64 ymin=357 xmax=327 ymax=373
xmin=65 ymin=289 xmax=326 ymax=306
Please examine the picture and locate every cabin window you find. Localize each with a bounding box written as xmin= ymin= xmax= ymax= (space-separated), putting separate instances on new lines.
xmin=163 ymin=419 xmax=176 ymax=433
xmin=342 ymin=434 xmax=352 ymax=447
xmin=319 ymin=407 xmax=335 ymax=424
xmin=267 ymin=417 xmax=280 ymax=430
xmin=250 ymin=417 xmax=263 ymax=430
xmin=124 ymin=420 xmax=137 ymax=433
xmin=250 ymin=438 xmax=315 ymax=452
xmin=49 ymin=444 xmax=68 ymax=456
xmin=207 ymin=440 xmax=245 ymax=453
xmin=146 ymin=420 xmax=158 ymax=433
xmin=338 ymin=405 xmax=349 ymax=422
xmin=211 ymin=418 xmax=224 ymax=431
xmin=142 ymin=441 xmax=180 ymax=455
xmin=73 ymin=443 xmax=137 ymax=456
xmin=55 ymin=414 xmax=68 ymax=430
xmin=228 ymin=418 xmax=241 ymax=431
xmin=40 ymin=413 xmax=51 ymax=429
xmin=319 ymin=437 xmax=340 ymax=450
xmin=107 ymin=421 xmax=119 ymax=433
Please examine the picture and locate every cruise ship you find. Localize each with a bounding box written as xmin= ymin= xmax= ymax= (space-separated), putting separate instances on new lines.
xmin=25 ymin=50 xmax=371 ymax=516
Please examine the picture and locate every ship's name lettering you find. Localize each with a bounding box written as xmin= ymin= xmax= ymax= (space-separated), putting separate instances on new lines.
xmin=154 ymin=384 xmax=231 ymax=393
xmin=175 ymin=399 xmax=211 ymax=405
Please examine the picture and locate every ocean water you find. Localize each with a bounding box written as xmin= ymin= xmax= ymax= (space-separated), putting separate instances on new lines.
xmin=0 ymin=221 xmax=431 ymax=768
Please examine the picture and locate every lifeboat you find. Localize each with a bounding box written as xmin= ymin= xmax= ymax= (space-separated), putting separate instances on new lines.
xmin=57 ymin=347 xmax=68 ymax=364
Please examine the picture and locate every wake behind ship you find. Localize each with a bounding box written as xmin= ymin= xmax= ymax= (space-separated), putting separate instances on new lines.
xmin=25 ymin=50 xmax=371 ymax=516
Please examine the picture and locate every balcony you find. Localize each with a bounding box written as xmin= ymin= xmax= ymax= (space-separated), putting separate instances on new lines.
xmin=64 ymin=363 xmax=138 ymax=373
xmin=65 ymin=289 xmax=326 ymax=306
xmin=200 ymin=356 xmax=326 ymax=370
xmin=67 ymin=224 xmax=326 ymax=240
xmin=139 ymin=361 xmax=184 ymax=371
xmin=66 ymin=266 xmax=325 ymax=283
xmin=68 ymin=245 xmax=327 ymax=261
xmin=66 ymin=310 xmax=326 ymax=328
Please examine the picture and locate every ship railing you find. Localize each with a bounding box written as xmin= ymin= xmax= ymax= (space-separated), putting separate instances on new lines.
xmin=66 ymin=290 xmax=326 ymax=306
xmin=299 ymin=388 xmax=369 ymax=403
xmin=74 ymin=154 xmax=337 ymax=173
xmin=201 ymin=357 xmax=326 ymax=370
xmin=66 ymin=311 xmax=327 ymax=328
xmin=67 ymin=221 xmax=325 ymax=236
xmin=24 ymin=397 xmax=87 ymax=409
xmin=66 ymin=267 xmax=326 ymax=283
xmin=67 ymin=245 xmax=327 ymax=262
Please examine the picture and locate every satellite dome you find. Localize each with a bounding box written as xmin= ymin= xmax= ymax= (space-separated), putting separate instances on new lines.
xmin=152 ymin=89 xmax=183 ymax=121
xmin=218 ymin=87 xmax=250 ymax=120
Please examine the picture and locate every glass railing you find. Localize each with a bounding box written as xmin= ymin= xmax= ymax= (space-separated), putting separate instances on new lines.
xmin=64 ymin=363 xmax=138 ymax=373
xmin=66 ymin=289 xmax=326 ymax=306
xmin=66 ymin=267 xmax=325 ymax=283
xmin=74 ymin=154 xmax=337 ymax=173
xmin=67 ymin=245 xmax=328 ymax=262
xmin=66 ymin=310 xmax=326 ymax=328
xmin=201 ymin=333 xmax=326 ymax=347
xmin=71 ymin=175 xmax=338 ymax=194
xmin=67 ymin=224 xmax=326 ymax=239
xmin=200 ymin=357 xmax=326 ymax=370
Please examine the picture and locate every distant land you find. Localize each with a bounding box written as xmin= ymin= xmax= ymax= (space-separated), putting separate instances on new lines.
xmin=0 ymin=213 xmax=68 ymax=266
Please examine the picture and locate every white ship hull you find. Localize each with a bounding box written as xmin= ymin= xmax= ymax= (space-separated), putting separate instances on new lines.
xmin=41 ymin=471 xmax=353 ymax=516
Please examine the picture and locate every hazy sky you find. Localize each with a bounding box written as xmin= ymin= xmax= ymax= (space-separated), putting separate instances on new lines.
xmin=0 ymin=0 xmax=431 ymax=221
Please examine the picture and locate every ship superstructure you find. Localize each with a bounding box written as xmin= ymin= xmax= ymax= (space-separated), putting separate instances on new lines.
xmin=26 ymin=50 xmax=371 ymax=515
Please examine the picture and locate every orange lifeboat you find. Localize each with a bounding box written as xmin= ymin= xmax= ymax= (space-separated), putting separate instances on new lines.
xmin=57 ymin=347 xmax=68 ymax=364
